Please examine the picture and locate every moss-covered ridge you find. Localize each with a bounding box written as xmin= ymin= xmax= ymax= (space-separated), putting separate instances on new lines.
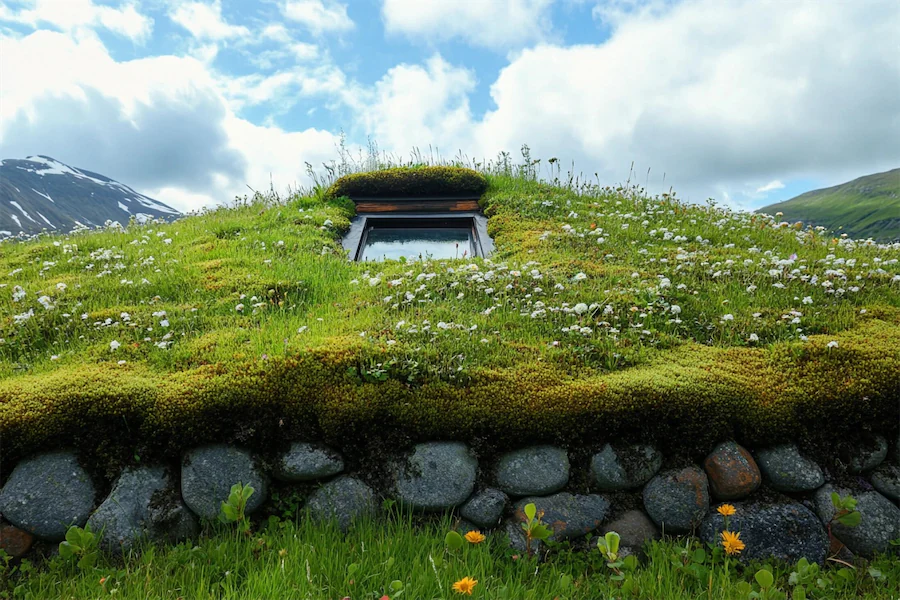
xmin=325 ymin=166 xmax=488 ymax=199
xmin=1 ymin=317 xmax=897 ymax=464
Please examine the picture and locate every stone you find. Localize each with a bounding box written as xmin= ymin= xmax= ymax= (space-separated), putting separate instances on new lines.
xmin=181 ymin=445 xmax=268 ymax=520
xmin=88 ymin=466 xmax=198 ymax=555
xmin=0 ymin=524 xmax=34 ymax=558
xmin=600 ymin=510 xmax=659 ymax=555
xmin=504 ymin=519 xmax=542 ymax=556
xmin=590 ymin=444 xmax=662 ymax=492
xmin=306 ymin=476 xmax=376 ymax=531
xmin=392 ymin=442 xmax=477 ymax=511
xmin=870 ymin=464 xmax=900 ymax=502
xmin=0 ymin=451 xmax=95 ymax=541
xmin=755 ymin=444 xmax=824 ymax=493
xmin=274 ymin=442 xmax=344 ymax=482
xmin=460 ymin=488 xmax=507 ymax=529
xmin=894 ymin=432 xmax=900 ymax=464
xmin=512 ymin=493 xmax=610 ymax=542
xmin=700 ymin=503 xmax=829 ymax=565
xmin=848 ymin=435 xmax=888 ymax=474
xmin=814 ymin=484 xmax=900 ymax=557
xmin=496 ymin=446 xmax=569 ymax=497
xmin=643 ymin=466 xmax=709 ymax=534
xmin=703 ymin=441 xmax=761 ymax=500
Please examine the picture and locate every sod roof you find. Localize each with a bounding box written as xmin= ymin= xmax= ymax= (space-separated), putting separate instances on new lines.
xmin=1 ymin=167 xmax=898 ymax=465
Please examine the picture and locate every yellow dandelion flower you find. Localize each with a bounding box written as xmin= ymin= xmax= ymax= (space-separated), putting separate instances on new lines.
xmin=721 ymin=530 xmax=745 ymax=556
xmin=464 ymin=530 xmax=486 ymax=544
xmin=717 ymin=504 xmax=736 ymax=517
xmin=452 ymin=576 xmax=478 ymax=595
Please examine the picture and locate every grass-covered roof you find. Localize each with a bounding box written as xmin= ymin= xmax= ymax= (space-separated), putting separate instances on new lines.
xmin=1 ymin=164 xmax=899 ymax=464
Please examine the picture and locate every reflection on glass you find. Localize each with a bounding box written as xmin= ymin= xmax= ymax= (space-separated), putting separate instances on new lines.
xmin=361 ymin=228 xmax=473 ymax=261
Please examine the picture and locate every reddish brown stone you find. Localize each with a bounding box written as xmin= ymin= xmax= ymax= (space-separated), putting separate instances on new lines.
xmin=0 ymin=524 xmax=34 ymax=558
xmin=704 ymin=441 xmax=761 ymax=500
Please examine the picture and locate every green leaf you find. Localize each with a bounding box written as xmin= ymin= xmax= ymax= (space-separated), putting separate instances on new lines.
xmin=692 ymin=548 xmax=707 ymax=564
xmin=604 ymin=531 xmax=620 ymax=556
xmin=623 ymin=555 xmax=639 ymax=571
xmin=58 ymin=542 xmax=75 ymax=560
xmin=792 ymin=586 xmax=807 ymax=600
xmin=756 ymin=568 xmax=775 ymax=589
xmin=830 ymin=492 xmax=841 ymax=508
xmin=559 ymin=574 xmax=573 ymax=589
xmin=390 ymin=580 xmax=404 ymax=591
xmin=445 ymin=531 xmax=464 ymax=551
xmin=77 ymin=552 xmax=98 ymax=570
xmin=836 ymin=511 xmax=861 ymax=527
xmin=524 ymin=503 xmax=536 ymax=522
xmin=735 ymin=581 xmax=752 ymax=595
xmin=347 ymin=563 xmax=359 ymax=577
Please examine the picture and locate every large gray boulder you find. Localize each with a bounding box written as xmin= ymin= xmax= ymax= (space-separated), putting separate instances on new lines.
xmin=590 ymin=444 xmax=662 ymax=491
xmin=755 ymin=444 xmax=824 ymax=493
xmin=0 ymin=451 xmax=95 ymax=541
xmin=460 ymin=488 xmax=508 ymax=529
xmin=393 ymin=442 xmax=477 ymax=511
xmin=274 ymin=442 xmax=344 ymax=482
xmin=306 ymin=476 xmax=376 ymax=531
xmin=88 ymin=466 xmax=198 ymax=554
xmin=814 ymin=484 xmax=900 ymax=557
xmin=512 ymin=493 xmax=609 ymax=542
xmin=496 ymin=446 xmax=569 ymax=497
xmin=181 ymin=445 xmax=268 ymax=520
xmin=643 ymin=466 xmax=709 ymax=534
xmin=700 ymin=502 xmax=829 ymax=565
xmin=870 ymin=464 xmax=900 ymax=502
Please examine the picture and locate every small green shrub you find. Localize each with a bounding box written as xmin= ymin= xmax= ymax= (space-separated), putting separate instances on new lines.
xmin=325 ymin=166 xmax=488 ymax=199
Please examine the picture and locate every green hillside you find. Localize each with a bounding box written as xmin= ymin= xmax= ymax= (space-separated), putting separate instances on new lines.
xmin=1 ymin=163 xmax=899 ymax=465
xmin=759 ymin=168 xmax=900 ymax=241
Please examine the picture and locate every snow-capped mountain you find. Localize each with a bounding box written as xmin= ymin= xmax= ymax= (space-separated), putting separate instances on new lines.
xmin=0 ymin=156 xmax=180 ymax=236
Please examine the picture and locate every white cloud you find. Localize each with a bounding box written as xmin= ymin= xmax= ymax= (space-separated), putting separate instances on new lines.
xmin=169 ymin=0 xmax=250 ymax=41
xmin=350 ymin=55 xmax=477 ymax=154
xmin=756 ymin=180 xmax=785 ymax=194
xmin=381 ymin=0 xmax=554 ymax=49
xmin=282 ymin=0 xmax=353 ymax=35
xmin=0 ymin=29 xmax=343 ymax=211
xmin=362 ymin=0 xmax=900 ymax=209
xmin=0 ymin=0 xmax=153 ymax=42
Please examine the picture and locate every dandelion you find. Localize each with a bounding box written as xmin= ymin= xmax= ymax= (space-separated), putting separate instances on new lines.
xmin=452 ymin=577 xmax=478 ymax=595
xmin=717 ymin=504 xmax=736 ymax=517
xmin=464 ymin=530 xmax=486 ymax=544
xmin=720 ymin=530 xmax=745 ymax=555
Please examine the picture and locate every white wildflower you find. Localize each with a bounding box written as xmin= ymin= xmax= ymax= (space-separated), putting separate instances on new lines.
xmin=109 ymin=340 xmax=121 ymax=351
xmin=827 ymin=340 xmax=839 ymax=349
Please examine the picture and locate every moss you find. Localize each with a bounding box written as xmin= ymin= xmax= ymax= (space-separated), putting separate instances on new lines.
xmin=325 ymin=166 xmax=488 ymax=199
xmin=1 ymin=321 xmax=896 ymax=466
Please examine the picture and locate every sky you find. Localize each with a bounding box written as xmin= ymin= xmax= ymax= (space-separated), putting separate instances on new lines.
xmin=1 ymin=0 xmax=898 ymax=213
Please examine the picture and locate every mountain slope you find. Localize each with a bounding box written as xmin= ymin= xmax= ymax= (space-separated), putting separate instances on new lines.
xmin=759 ymin=168 xmax=900 ymax=241
xmin=0 ymin=156 xmax=180 ymax=236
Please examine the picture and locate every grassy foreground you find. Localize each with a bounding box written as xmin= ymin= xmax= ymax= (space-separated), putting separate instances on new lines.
xmin=1 ymin=158 xmax=899 ymax=462
xmin=6 ymin=512 xmax=900 ymax=600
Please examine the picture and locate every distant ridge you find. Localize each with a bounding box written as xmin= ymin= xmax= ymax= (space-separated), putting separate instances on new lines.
xmin=0 ymin=155 xmax=180 ymax=236
xmin=759 ymin=168 xmax=900 ymax=241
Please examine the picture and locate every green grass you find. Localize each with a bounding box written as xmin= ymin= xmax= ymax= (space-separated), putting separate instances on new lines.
xmin=760 ymin=168 xmax=900 ymax=242
xmin=1 ymin=159 xmax=899 ymax=462
xmin=6 ymin=512 xmax=900 ymax=599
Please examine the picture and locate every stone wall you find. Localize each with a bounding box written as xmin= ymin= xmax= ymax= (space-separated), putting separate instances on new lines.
xmin=1 ymin=436 xmax=898 ymax=563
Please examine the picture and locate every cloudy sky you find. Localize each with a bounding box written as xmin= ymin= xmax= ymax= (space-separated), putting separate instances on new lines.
xmin=1 ymin=0 xmax=898 ymax=213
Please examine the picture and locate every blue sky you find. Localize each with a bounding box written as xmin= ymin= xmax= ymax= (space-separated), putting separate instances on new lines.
xmin=1 ymin=0 xmax=898 ymax=212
